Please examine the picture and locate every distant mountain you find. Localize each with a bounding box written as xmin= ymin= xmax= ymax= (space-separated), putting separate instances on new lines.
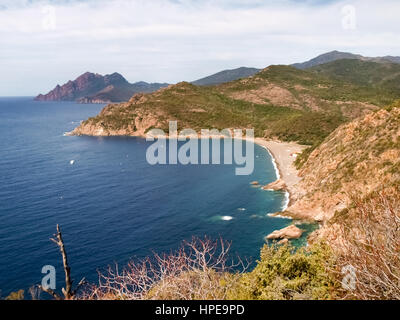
xmin=35 ymin=72 xmax=169 ymax=103
xmin=77 ymin=81 xmax=169 ymax=104
xmin=309 ymin=59 xmax=400 ymax=90
xmin=292 ymin=50 xmax=400 ymax=69
xmin=192 ymin=67 xmax=261 ymax=86
xmin=383 ymin=56 xmax=400 ymax=64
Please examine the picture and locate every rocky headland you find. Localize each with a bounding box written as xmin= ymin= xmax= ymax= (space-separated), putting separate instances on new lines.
xmin=35 ymin=72 xmax=168 ymax=104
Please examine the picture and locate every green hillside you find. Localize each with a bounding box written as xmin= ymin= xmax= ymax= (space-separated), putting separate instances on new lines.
xmin=192 ymin=67 xmax=260 ymax=86
xmin=309 ymin=59 xmax=400 ymax=92
xmin=80 ymin=82 xmax=344 ymax=145
xmin=219 ymin=64 xmax=397 ymax=110
xmin=73 ymin=63 xmax=400 ymax=149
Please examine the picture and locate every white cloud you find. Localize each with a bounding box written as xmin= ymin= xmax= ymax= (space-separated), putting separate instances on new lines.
xmin=0 ymin=0 xmax=399 ymax=95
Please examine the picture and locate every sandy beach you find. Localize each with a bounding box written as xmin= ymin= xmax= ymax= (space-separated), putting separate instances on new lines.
xmin=254 ymin=138 xmax=305 ymax=189
xmin=252 ymin=138 xmax=306 ymax=210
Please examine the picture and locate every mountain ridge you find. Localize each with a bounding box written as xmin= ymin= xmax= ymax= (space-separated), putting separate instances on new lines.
xmin=292 ymin=50 xmax=400 ymax=69
xmin=308 ymin=59 xmax=400 ymax=90
xmin=69 ymin=61 xmax=400 ymax=147
xmin=191 ymin=67 xmax=261 ymax=86
xmin=35 ymin=72 xmax=169 ymax=103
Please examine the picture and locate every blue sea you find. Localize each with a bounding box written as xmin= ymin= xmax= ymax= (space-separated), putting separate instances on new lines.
xmin=0 ymin=97 xmax=312 ymax=297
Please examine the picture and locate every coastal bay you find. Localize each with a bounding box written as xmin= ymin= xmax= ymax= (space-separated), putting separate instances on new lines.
xmin=0 ymin=98 xmax=308 ymax=296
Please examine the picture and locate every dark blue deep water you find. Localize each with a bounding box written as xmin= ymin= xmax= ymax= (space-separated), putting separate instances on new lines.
xmin=0 ymin=97 xmax=307 ymax=297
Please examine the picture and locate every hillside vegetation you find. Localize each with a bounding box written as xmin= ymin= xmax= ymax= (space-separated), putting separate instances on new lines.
xmin=73 ymin=81 xmax=347 ymax=145
xmin=192 ymin=67 xmax=260 ymax=86
xmin=288 ymin=102 xmax=400 ymax=222
xmin=292 ymin=50 xmax=400 ymax=69
xmin=72 ymin=62 xmax=400 ymax=147
xmin=310 ymin=59 xmax=400 ymax=93
xmin=218 ymin=64 xmax=389 ymax=115
xmin=76 ymin=238 xmax=339 ymax=301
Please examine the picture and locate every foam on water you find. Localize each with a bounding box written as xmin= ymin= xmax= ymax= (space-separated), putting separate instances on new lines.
xmin=267 ymin=213 xmax=293 ymax=220
xmin=221 ymin=216 xmax=234 ymax=221
xmin=259 ymin=145 xmax=280 ymax=180
xmin=282 ymin=191 xmax=290 ymax=211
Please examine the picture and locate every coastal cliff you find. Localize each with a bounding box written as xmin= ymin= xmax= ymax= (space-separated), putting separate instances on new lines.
xmin=70 ymin=92 xmax=167 ymax=136
xmin=35 ymin=72 xmax=129 ymax=102
xmin=286 ymin=103 xmax=400 ymax=226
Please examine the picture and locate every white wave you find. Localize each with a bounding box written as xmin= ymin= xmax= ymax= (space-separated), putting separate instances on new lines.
xmin=281 ymin=190 xmax=290 ymax=211
xmin=237 ymin=208 xmax=246 ymax=211
xmin=267 ymin=213 xmax=292 ymax=220
xmin=221 ymin=216 xmax=233 ymax=221
xmin=259 ymin=145 xmax=280 ymax=180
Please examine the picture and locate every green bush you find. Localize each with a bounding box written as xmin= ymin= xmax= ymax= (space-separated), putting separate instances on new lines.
xmin=5 ymin=289 xmax=24 ymax=300
xmin=227 ymin=242 xmax=339 ymax=300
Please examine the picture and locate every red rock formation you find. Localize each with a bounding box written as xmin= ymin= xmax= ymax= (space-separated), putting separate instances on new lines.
xmin=35 ymin=72 xmax=168 ymax=103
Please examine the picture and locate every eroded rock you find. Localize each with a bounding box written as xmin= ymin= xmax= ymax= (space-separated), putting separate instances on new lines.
xmin=262 ymin=179 xmax=287 ymax=191
xmin=265 ymin=224 xmax=303 ymax=240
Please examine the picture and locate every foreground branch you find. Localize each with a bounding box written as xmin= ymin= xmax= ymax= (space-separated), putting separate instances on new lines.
xmin=40 ymin=224 xmax=86 ymax=300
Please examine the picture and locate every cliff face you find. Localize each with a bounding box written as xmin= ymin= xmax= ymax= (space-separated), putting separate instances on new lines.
xmin=35 ymin=72 xmax=128 ymax=102
xmin=287 ymin=104 xmax=400 ymax=222
xmin=70 ymin=93 xmax=166 ymax=136
xmin=35 ymin=72 xmax=168 ymax=103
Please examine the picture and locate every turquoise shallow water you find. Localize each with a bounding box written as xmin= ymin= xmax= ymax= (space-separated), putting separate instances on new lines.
xmin=0 ymin=97 xmax=309 ymax=296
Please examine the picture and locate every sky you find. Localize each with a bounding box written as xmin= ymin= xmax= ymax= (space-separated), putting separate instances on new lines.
xmin=0 ymin=0 xmax=399 ymax=96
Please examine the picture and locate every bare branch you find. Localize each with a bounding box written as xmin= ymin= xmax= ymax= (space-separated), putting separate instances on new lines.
xmin=38 ymin=285 xmax=62 ymax=300
xmin=51 ymin=224 xmax=73 ymax=299
xmin=40 ymin=225 xmax=84 ymax=300
xmin=83 ymin=237 xmax=249 ymax=300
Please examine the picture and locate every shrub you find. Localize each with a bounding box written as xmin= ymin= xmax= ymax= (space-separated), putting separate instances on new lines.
xmin=84 ymin=237 xmax=248 ymax=300
xmin=5 ymin=289 xmax=24 ymax=300
xmin=227 ymin=242 xmax=339 ymax=300
xmin=334 ymin=188 xmax=400 ymax=300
